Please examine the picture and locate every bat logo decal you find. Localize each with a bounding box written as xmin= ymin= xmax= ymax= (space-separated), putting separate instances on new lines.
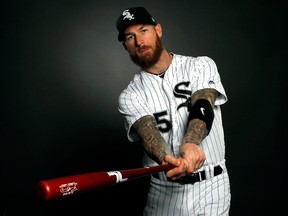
xmin=107 ymin=171 xmax=128 ymax=183
xmin=59 ymin=182 xmax=78 ymax=196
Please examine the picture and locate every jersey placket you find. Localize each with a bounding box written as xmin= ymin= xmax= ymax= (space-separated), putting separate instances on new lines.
xmin=161 ymin=79 xmax=181 ymax=156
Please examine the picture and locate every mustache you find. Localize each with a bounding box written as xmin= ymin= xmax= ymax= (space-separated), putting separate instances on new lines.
xmin=137 ymin=45 xmax=151 ymax=53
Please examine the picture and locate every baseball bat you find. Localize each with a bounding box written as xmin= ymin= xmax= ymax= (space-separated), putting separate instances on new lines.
xmin=36 ymin=164 xmax=174 ymax=201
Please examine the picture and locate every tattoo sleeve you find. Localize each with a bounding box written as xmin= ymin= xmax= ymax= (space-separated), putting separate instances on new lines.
xmin=133 ymin=115 xmax=168 ymax=164
xmin=182 ymin=88 xmax=218 ymax=145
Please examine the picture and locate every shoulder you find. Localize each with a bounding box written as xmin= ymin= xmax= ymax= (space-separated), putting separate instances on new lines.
xmin=172 ymin=53 xmax=215 ymax=65
xmin=119 ymin=73 xmax=142 ymax=98
xmin=195 ymin=56 xmax=216 ymax=64
xmin=183 ymin=55 xmax=217 ymax=70
xmin=171 ymin=54 xmax=218 ymax=74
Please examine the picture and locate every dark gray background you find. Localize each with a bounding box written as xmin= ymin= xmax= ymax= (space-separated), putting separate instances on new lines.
xmin=2 ymin=0 xmax=287 ymax=215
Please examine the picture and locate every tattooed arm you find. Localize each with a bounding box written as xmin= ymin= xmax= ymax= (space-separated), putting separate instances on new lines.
xmin=183 ymin=88 xmax=218 ymax=144
xmin=180 ymin=88 xmax=218 ymax=175
xmin=133 ymin=115 xmax=184 ymax=175
xmin=132 ymin=115 xmax=169 ymax=164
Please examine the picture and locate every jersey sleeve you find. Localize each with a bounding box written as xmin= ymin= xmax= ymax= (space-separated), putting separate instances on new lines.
xmin=191 ymin=56 xmax=227 ymax=105
xmin=118 ymin=84 xmax=153 ymax=142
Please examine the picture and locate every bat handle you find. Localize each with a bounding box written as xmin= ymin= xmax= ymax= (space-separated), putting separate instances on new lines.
xmin=150 ymin=164 xmax=175 ymax=172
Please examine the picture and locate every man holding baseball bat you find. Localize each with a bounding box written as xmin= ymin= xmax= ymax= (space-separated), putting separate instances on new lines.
xmin=116 ymin=6 xmax=231 ymax=215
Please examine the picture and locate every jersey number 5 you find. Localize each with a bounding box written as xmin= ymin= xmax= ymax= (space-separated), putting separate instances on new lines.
xmin=153 ymin=111 xmax=171 ymax=133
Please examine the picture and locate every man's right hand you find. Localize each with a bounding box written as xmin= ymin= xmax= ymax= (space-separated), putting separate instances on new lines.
xmin=163 ymin=154 xmax=189 ymax=181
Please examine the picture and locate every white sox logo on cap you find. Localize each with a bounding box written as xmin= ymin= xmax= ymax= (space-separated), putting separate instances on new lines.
xmin=122 ymin=9 xmax=135 ymax=20
xmin=116 ymin=7 xmax=157 ymax=42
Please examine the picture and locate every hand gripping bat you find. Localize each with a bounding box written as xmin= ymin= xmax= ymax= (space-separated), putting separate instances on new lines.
xmin=36 ymin=164 xmax=174 ymax=200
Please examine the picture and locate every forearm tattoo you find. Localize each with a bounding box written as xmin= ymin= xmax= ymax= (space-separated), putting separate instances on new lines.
xmin=182 ymin=119 xmax=208 ymax=145
xmin=133 ymin=115 xmax=168 ymax=164
xmin=183 ymin=88 xmax=218 ymax=145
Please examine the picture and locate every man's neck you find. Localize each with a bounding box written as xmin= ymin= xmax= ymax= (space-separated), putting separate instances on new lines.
xmin=142 ymin=49 xmax=173 ymax=75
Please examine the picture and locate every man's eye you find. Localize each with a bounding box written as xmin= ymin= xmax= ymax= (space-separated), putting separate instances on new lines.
xmin=141 ymin=29 xmax=147 ymax=33
xmin=126 ymin=35 xmax=134 ymax=41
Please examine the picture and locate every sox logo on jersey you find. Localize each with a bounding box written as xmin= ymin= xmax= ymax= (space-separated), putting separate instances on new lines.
xmin=154 ymin=81 xmax=191 ymax=133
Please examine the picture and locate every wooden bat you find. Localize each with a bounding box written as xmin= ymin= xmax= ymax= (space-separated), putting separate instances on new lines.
xmin=36 ymin=164 xmax=174 ymax=200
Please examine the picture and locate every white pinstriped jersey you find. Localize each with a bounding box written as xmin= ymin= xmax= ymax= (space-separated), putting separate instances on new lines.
xmin=118 ymin=54 xmax=231 ymax=215
xmin=118 ymin=54 xmax=227 ymax=167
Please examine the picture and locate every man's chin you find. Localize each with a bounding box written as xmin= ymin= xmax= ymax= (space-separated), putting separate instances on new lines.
xmin=130 ymin=52 xmax=158 ymax=68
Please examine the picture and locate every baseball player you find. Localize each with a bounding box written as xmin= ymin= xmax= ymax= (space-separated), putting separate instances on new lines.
xmin=116 ymin=7 xmax=231 ymax=215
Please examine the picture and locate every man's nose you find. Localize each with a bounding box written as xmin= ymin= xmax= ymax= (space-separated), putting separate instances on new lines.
xmin=134 ymin=34 xmax=144 ymax=47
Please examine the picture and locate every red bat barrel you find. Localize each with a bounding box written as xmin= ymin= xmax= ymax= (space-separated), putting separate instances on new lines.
xmin=36 ymin=164 xmax=174 ymax=200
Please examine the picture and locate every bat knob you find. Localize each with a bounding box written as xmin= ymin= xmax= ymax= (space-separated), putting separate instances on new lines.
xmin=36 ymin=181 xmax=51 ymax=200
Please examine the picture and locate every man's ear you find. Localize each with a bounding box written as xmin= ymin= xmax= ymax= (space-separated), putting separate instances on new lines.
xmin=155 ymin=23 xmax=163 ymax=38
xmin=122 ymin=42 xmax=127 ymax=50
